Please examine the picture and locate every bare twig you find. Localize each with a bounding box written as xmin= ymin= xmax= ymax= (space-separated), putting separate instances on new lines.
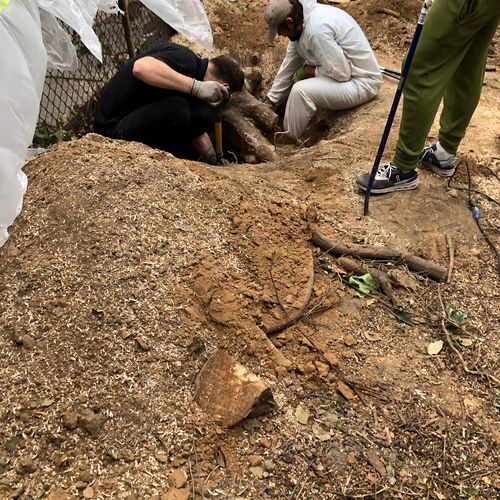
xmin=289 ymin=457 xmax=314 ymax=500
xmin=268 ymin=251 xmax=366 ymax=404
xmin=376 ymin=7 xmax=400 ymax=19
xmin=263 ymin=249 xmax=315 ymax=335
xmin=312 ymin=227 xmax=446 ymax=281
xmin=445 ymin=234 xmax=454 ymax=283
xmin=188 ymin=456 xmax=196 ymax=500
xmin=437 ymin=286 xmax=499 ymax=386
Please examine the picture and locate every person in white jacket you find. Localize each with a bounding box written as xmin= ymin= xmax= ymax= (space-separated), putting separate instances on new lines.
xmin=264 ymin=0 xmax=383 ymax=140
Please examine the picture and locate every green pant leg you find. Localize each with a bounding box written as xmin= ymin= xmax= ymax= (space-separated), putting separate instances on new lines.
xmin=392 ymin=0 xmax=498 ymax=172
xmin=439 ymin=14 xmax=500 ymax=154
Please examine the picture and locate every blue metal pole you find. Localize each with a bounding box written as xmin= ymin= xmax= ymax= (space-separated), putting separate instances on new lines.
xmin=363 ymin=0 xmax=433 ymax=216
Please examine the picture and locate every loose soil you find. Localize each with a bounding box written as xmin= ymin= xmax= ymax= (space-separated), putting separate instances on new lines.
xmin=1 ymin=1 xmax=499 ymax=499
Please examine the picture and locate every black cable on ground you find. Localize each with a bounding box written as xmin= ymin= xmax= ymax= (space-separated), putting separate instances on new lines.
xmin=448 ymin=160 xmax=500 ymax=276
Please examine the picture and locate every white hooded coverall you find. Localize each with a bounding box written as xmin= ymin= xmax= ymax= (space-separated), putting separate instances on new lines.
xmin=267 ymin=0 xmax=383 ymax=139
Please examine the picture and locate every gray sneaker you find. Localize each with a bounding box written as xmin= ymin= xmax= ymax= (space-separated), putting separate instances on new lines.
xmin=419 ymin=144 xmax=456 ymax=177
xmin=356 ymin=163 xmax=419 ymax=194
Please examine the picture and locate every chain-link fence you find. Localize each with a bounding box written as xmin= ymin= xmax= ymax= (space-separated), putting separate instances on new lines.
xmin=37 ymin=0 xmax=175 ymax=138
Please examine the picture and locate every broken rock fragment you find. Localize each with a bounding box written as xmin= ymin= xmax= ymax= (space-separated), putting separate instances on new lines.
xmin=194 ymin=350 xmax=275 ymax=427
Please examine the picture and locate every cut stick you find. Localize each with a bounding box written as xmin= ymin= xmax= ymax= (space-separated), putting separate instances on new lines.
xmin=312 ymin=228 xmax=446 ymax=281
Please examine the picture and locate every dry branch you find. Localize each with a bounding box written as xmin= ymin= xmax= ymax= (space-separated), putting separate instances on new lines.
xmin=263 ymin=249 xmax=315 ymax=335
xmin=312 ymin=228 xmax=446 ymax=281
xmin=446 ymin=234 xmax=454 ymax=283
xmin=376 ymin=7 xmax=400 ymax=19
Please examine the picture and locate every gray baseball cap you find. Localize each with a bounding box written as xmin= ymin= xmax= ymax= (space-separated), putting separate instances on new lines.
xmin=264 ymin=0 xmax=293 ymax=42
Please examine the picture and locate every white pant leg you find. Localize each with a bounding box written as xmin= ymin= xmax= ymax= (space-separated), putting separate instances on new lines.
xmin=283 ymin=76 xmax=376 ymax=139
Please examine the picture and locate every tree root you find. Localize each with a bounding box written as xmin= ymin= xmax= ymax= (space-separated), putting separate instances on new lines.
xmin=262 ymin=249 xmax=315 ymax=336
xmin=312 ymin=227 xmax=446 ymax=281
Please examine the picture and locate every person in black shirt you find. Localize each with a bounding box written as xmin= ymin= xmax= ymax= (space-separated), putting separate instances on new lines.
xmin=94 ymin=43 xmax=244 ymax=164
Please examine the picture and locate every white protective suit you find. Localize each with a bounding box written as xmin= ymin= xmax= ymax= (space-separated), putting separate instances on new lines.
xmin=267 ymin=0 xmax=383 ymax=139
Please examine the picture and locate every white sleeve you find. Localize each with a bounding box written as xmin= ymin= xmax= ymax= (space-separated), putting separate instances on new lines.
xmin=267 ymin=42 xmax=305 ymax=105
xmin=311 ymin=26 xmax=351 ymax=82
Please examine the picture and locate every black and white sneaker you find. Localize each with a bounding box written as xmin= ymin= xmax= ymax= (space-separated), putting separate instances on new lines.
xmin=356 ymin=163 xmax=419 ymax=194
xmin=419 ymin=144 xmax=456 ymax=177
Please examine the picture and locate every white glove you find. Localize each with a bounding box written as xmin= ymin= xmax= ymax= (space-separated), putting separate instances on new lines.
xmin=191 ymin=79 xmax=229 ymax=103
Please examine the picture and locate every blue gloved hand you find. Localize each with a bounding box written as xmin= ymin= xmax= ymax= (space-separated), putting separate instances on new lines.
xmin=292 ymin=67 xmax=307 ymax=84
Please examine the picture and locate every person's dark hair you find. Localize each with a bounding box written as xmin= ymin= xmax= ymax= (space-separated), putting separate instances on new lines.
xmin=210 ymin=55 xmax=245 ymax=92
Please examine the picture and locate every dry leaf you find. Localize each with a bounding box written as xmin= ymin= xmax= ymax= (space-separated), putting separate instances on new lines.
xmin=337 ymin=382 xmax=356 ymax=401
xmin=363 ymin=331 xmax=382 ymax=342
xmin=427 ymin=340 xmax=443 ymax=355
xmin=312 ymin=423 xmax=331 ymax=441
xmin=295 ymin=405 xmax=310 ymax=425
xmin=365 ymin=449 xmax=386 ymax=476
xmin=459 ymin=337 xmax=474 ymax=347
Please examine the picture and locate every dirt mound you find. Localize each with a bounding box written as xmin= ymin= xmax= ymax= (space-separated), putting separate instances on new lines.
xmin=345 ymin=0 xmax=421 ymax=56
xmin=1 ymin=1 xmax=499 ymax=498
xmin=0 ymin=134 xmax=322 ymax=496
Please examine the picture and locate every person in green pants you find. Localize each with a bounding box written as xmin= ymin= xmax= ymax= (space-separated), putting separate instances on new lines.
xmin=356 ymin=0 xmax=500 ymax=194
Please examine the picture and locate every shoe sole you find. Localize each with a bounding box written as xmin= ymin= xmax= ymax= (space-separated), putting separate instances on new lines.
xmin=420 ymin=160 xmax=456 ymax=177
xmin=357 ymin=177 xmax=420 ymax=194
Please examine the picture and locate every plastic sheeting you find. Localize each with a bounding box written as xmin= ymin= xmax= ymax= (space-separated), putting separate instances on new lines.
xmin=39 ymin=0 xmax=121 ymax=62
xmin=0 ymin=0 xmax=47 ymax=247
xmin=0 ymin=0 xmax=213 ymax=247
xmin=140 ymin=0 xmax=213 ymax=49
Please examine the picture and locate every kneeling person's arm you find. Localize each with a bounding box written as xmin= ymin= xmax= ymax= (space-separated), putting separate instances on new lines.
xmin=132 ymin=56 xmax=228 ymax=103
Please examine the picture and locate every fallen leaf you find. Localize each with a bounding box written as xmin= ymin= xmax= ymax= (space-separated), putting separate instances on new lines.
xmin=295 ymin=405 xmax=310 ymax=425
xmin=337 ymin=382 xmax=356 ymax=401
xmin=312 ymin=423 xmax=331 ymax=441
xmin=365 ymin=449 xmax=386 ymax=476
xmin=348 ymin=274 xmax=379 ymax=295
xmin=447 ymin=306 xmax=468 ymax=326
xmin=394 ymin=308 xmax=414 ymax=325
xmin=363 ymin=331 xmax=382 ymax=342
xmin=459 ymin=337 xmax=474 ymax=347
xmin=249 ymin=466 xmax=265 ymax=478
xmin=427 ymin=340 xmax=443 ymax=355
xmin=386 ymin=462 xmax=395 ymax=478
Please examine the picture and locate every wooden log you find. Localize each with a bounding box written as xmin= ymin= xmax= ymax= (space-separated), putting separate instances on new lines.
xmin=194 ymin=350 xmax=275 ymax=427
xmin=222 ymin=108 xmax=277 ymax=163
xmin=312 ymin=228 xmax=446 ymax=281
xmin=228 ymin=89 xmax=278 ymax=132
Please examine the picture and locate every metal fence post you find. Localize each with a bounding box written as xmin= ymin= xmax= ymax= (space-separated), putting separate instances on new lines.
xmin=119 ymin=0 xmax=135 ymax=59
